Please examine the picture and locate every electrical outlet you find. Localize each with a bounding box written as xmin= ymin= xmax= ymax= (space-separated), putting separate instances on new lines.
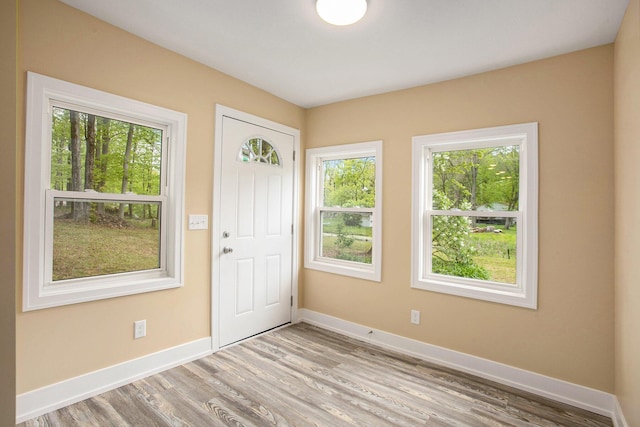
xmin=410 ymin=310 xmax=421 ymax=325
xmin=134 ymin=320 xmax=146 ymax=339
xmin=188 ymin=214 xmax=208 ymax=230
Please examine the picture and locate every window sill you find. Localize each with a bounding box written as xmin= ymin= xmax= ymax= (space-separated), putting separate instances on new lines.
xmin=305 ymin=258 xmax=381 ymax=282
xmin=411 ymin=276 xmax=536 ymax=309
xmin=24 ymin=273 xmax=183 ymax=311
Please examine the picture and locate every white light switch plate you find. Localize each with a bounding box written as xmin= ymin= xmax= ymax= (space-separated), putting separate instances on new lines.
xmin=188 ymin=214 xmax=208 ymax=230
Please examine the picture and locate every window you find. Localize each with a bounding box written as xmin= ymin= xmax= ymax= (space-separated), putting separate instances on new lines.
xmin=412 ymin=123 xmax=538 ymax=308
xmin=305 ymin=141 xmax=382 ymax=281
xmin=239 ymin=137 xmax=281 ymax=165
xmin=23 ymin=72 xmax=187 ymax=310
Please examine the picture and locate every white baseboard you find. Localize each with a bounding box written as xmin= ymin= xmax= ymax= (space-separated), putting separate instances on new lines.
xmin=612 ymin=396 xmax=630 ymax=427
xmin=16 ymin=337 xmax=212 ymax=424
xmin=16 ymin=315 xmax=627 ymax=425
xmin=299 ymin=309 xmax=616 ymax=420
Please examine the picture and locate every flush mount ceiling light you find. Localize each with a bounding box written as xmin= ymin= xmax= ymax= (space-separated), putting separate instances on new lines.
xmin=316 ymin=0 xmax=367 ymax=26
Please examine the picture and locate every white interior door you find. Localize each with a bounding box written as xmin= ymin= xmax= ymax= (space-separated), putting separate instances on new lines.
xmin=218 ymin=115 xmax=294 ymax=347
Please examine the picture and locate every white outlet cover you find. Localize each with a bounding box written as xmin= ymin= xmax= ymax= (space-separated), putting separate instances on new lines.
xmin=411 ymin=310 xmax=421 ymax=325
xmin=134 ymin=320 xmax=146 ymax=339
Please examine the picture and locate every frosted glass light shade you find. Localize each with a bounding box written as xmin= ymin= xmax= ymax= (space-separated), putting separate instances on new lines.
xmin=316 ymin=0 xmax=367 ymax=26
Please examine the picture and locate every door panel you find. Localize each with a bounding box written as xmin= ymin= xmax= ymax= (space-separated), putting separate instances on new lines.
xmin=219 ymin=116 xmax=294 ymax=347
xmin=235 ymin=173 xmax=255 ymax=238
xmin=266 ymin=175 xmax=283 ymax=236
xmin=235 ymin=258 xmax=254 ymax=315
xmin=265 ymin=254 xmax=281 ymax=306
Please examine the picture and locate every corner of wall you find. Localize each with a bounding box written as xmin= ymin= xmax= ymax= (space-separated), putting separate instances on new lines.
xmin=0 ymin=0 xmax=17 ymax=425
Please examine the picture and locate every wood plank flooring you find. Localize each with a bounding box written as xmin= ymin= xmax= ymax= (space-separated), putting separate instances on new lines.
xmin=19 ymin=323 xmax=613 ymax=426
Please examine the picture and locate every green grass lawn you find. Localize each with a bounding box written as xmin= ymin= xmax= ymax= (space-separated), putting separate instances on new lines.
xmin=322 ymin=220 xmax=372 ymax=237
xmin=53 ymin=214 xmax=512 ymax=283
xmin=466 ymin=225 xmax=517 ymax=284
xmin=321 ymin=235 xmax=372 ymax=264
xmin=53 ymin=218 xmax=160 ymax=281
xmin=321 ymin=216 xmax=373 ymax=263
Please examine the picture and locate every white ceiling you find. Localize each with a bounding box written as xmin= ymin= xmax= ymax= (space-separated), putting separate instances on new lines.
xmin=59 ymin=0 xmax=628 ymax=108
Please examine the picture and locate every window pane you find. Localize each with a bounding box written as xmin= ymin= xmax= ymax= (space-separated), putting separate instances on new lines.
xmin=52 ymin=198 xmax=161 ymax=281
xmin=323 ymin=156 xmax=375 ymax=208
xmin=51 ymin=107 xmax=163 ymax=196
xmin=431 ymin=215 xmax=517 ymax=285
xmin=238 ymin=138 xmax=281 ymax=166
xmin=432 ymin=145 xmax=519 ymax=211
xmin=320 ymin=211 xmax=373 ymax=264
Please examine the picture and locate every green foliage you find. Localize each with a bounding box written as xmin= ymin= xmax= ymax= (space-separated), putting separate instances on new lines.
xmin=322 ymin=215 xmax=372 ymax=237
xmin=431 ymin=190 xmax=489 ymax=280
xmin=320 ymin=213 xmax=372 ymax=264
xmin=50 ymin=107 xmax=163 ymax=197
xmin=432 ymin=257 xmax=490 ymax=280
xmin=466 ymin=225 xmax=517 ymax=283
xmin=432 ymin=145 xmax=519 ymax=212
xmin=341 ymin=212 xmax=363 ymax=227
xmin=334 ymin=221 xmax=354 ymax=249
xmin=320 ymin=156 xmax=376 ymax=265
xmin=323 ymin=157 xmax=375 ymax=208
xmin=322 ymin=235 xmax=372 ymax=264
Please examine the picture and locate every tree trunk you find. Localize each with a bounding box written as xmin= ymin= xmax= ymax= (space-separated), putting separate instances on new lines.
xmin=96 ymin=117 xmax=111 ymax=214
xmin=69 ymin=110 xmax=83 ymax=220
xmin=82 ymin=114 xmax=96 ymax=219
xmin=470 ymin=153 xmax=479 ymax=227
xmin=84 ymin=114 xmax=96 ymax=190
xmin=505 ymin=183 xmax=518 ymax=230
xmin=118 ymin=123 xmax=134 ymax=220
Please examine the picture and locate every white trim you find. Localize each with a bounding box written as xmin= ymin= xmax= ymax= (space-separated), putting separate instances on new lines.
xmin=298 ymin=309 xmax=616 ymax=420
xmin=304 ymin=140 xmax=383 ymax=282
xmin=612 ymin=397 xmax=630 ymax=427
xmin=411 ymin=122 xmax=538 ymax=308
xmin=212 ymin=105 xmax=300 ymax=352
xmin=23 ymin=72 xmax=187 ymax=311
xmin=16 ymin=337 xmax=212 ymax=424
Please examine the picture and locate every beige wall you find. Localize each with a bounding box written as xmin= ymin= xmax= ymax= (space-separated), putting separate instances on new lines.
xmin=614 ymin=0 xmax=640 ymax=424
xmin=16 ymin=0 xmax=304 ymax=393
xmin=304 ymin=45 xmax=615 ymax=392
xmin=1 ymin=0 xmax=17 ymax=424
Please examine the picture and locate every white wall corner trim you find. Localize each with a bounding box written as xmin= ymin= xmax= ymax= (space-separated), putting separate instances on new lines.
xmin=612 ymin=397 xmax=630 ymax=427
xmin=16 ymin=337 xmax=212 ymax=424
xmin=298 ymin=309 xmax=617 ymax=420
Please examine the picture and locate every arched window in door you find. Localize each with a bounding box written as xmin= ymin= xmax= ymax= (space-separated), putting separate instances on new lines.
xmin=238 ymin=137 xmax=281 ymax=166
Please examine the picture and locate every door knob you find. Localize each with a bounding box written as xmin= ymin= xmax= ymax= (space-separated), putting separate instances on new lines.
xmin=223 ymin=246 xmax=234 ymax=254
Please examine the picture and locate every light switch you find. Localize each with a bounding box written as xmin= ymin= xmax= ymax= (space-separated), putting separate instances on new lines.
xmin=188 ymin=214 xmax=208 ymax=230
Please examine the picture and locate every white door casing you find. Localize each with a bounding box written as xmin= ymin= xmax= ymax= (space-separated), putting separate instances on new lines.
xmin=212 ymin=106 xmax=299 ymax=349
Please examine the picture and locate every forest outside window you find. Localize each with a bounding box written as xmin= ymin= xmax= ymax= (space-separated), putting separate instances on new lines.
xmin=23 ymin=72 xmax=187 ymax=310
xmin=411 ymin=123 xmax=538 ymax=308
xmin=305 ymin=141 xmax=382 ymax=282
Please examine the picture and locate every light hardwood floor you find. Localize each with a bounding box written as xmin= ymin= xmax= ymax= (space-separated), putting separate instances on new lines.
xmin=19 ymin=323 xmax=613 ymax=426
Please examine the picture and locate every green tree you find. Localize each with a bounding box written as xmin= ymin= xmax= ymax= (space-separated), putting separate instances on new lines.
xmin=323 ymin=157 xmax=375 ymax=208
xmin=50 ymin=107 xmax=163 ymax=224
xmin=334 ymin=221 xmax=354 ymax=249
xmin=431 ymin=190 xmax=489 ymax=280
xmin=433 ymin=146 xmax=520 ymax=229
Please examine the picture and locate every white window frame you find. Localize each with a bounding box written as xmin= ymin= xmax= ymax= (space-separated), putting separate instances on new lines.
xmin=411 ymin=123 xmax=538 ymax=308
xmin=23 ymin=72 xmax=187 ymax=311
xmin=305 ymin=141 xmax=382 ymax=282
